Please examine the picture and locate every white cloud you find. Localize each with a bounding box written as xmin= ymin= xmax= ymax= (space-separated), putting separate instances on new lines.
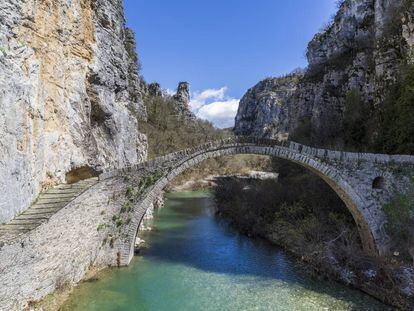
xmin=190 ymin=87 xmax=227 ymax=110
xmin=197 ymin=99 xmax=240 ymax=128
xmin=189 ymin=86 xmax=239 ymax=128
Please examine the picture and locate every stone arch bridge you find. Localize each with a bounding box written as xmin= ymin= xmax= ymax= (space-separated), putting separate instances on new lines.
xmin=99 ymin=137 xmax=414 ymax=266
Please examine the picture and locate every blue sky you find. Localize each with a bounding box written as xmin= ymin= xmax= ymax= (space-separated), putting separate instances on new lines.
xmin=124 ymin=0 xmax=338 ymax=128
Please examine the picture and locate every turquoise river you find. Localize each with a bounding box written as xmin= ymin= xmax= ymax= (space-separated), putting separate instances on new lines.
xmin=63 ymin=191 xmax=392 ymax=311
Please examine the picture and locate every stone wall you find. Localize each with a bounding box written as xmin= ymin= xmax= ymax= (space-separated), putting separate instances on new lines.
xmin=0 ymin=0 xmax=147 ymax=223
xmin=0 ymin=177 xmax=130 ymax=310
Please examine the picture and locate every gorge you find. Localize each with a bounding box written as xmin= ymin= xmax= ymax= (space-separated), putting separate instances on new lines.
xmin=0 ymin=0 xmax=413 ymax=310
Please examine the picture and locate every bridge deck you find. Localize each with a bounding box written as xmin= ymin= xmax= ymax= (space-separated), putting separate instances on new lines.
xmin=0 ymin=178 xmax=98 ymax=243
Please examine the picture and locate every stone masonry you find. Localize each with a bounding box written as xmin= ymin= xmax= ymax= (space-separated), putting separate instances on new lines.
xmin=0 ymin=177 xmax=132 ymax=310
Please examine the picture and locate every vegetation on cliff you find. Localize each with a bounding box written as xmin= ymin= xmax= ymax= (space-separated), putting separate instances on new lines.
xmin=290 ymin=61 xmax=414 ymax=155
xmin=376 ymin=64 xmax=414 ymax=154
xmin=383 ymin=179 xmax=414 ymax=264
xmin=139 ymin=94 xmax=228 ymax=158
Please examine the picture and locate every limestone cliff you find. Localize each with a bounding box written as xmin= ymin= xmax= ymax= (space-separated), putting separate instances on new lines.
xmin=0 ymin=0 xmax=147 ymax=223
xmin=235 ymin=0 xmax=414 ymax=147
xmin=143 ymin=80 xmax=196 ymax=121
xmin=173 ymin=82 xmax=197 ymax=120
xmin=234 ymin=74 xmax=302 ymax=140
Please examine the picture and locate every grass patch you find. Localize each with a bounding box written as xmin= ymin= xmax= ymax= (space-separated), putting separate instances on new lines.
xmin=97 ymin=224 xmax=105 ymax=231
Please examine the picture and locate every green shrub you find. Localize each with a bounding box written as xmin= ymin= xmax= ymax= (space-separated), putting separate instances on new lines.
xmin=376 ymin=64 xmax=414 ymax=154
xmin=126 ymin=186 xmax=134 ymax=199
xmin=140 ymin=95 xmax=230 ymax=158
xmin=342 ymin=89 xmax=370 ymax=150
xmin=290 ymin=117 xmax=312 ymax=145
xmin=120 ymin=202 xmax=131 ymax=213
xmin=97 ymin=224 xmax=105 ymax=231
xmin=135 ymin=171 xmax=164 ymax=197
xmin=383 ymin=179 xmax=414 ymax=261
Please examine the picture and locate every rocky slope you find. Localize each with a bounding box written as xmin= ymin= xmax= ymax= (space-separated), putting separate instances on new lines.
xmin=234 ymin=74 xmax=302 ymax=140
xmin=235 ymin=0 xmax=414 ymax=148
xmin=0 ymin=0 xmax=147 ymax=223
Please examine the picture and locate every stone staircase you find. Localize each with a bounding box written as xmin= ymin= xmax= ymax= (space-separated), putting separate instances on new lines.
xmin=0 ymin=178 xmax=98 ymax=243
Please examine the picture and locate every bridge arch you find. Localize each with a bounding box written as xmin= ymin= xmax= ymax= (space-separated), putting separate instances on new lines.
xmin=113 ymin=138 xmax=389 ymax=266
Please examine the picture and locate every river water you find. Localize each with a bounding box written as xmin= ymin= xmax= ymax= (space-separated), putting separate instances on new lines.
xmin=63 ymin=191 xmax=392 ymax=310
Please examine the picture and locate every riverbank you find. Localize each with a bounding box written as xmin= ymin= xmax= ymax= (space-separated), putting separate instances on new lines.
xmin=167 ymin=171 xmax=279 ymax=192
xmin=213 ymin=175 xmax=414 ymax=310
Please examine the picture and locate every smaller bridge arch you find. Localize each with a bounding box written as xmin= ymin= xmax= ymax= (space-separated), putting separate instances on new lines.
xmin=100 ymin=137 xmax=414 ymax=266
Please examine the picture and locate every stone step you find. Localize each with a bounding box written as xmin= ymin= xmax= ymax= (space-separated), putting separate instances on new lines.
xmin=0 ymin=229 xmax=30 ymax=235
xmin=36 ymin=193 xmax=79 ymax=204
xmin=29 ymin=209 xmax=64 ymax=215
xmin=31 ymin=203 xmax=66 ymax=210
xmin=9 ymin=219 xmax=45 ymax=225
xmin=59 ymin=182 xmax=96 ymax=190
xmin=15 ymin=214 xmax=51 ymax=221
xmin=43 ymin=193 xmax=79 ymax=198
xmin=34 ymin=200 xmax=73 ymax=207
xmin=39 ymin=193 xmax=79 ymax=198
xmin=33 ymin=197 xmax=76 ymax=207
xmin=0 ymin=177 xmax=98 ymax=243
xmin=23 ymin=210 xmax=61 ymax=216
xmin=0 ymin=226 xmax=31 ymax=230
xmin=0 ymin=224 xmax=39 ymax=231
xmin=21 ymin=210 xmax=56 ymax=216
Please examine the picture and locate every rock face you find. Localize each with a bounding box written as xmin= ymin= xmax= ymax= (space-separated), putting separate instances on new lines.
xmin=0 ymin=0 xmax=147 ymax=223
xmin=173 ymin=82 xmax=196 ymax=120
xmin=143 ymin=80 xmax=196 ymax=120
xmin=174 ymin=82 xmax=190 ymax=106
xmin=147 ymin=82 xmax=163 ymax=97
xmin=235 ymin=0 xmax=414 ymax=146
xmin=234 ymin=75 xmax=301 ymax=140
